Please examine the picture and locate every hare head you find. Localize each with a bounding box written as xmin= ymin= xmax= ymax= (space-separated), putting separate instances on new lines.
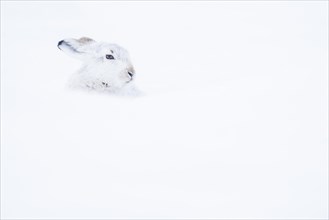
xmin=58 ymin=37 xmax=137 ymax=94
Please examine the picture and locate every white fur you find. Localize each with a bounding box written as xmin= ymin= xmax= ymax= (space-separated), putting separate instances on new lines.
xmin=58 ymin=37 xmax=139 ymax=95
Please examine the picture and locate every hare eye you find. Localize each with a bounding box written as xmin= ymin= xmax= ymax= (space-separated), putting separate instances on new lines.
xmin=106 ymin=54 xmax=115 ymax=60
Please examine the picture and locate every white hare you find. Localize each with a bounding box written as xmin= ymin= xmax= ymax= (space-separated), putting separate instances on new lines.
xmin=58 ymin=37 xmax=139 ymax=95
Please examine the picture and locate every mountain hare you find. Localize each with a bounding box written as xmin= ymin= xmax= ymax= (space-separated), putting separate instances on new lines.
xmin=58 ymin=37 xmax=139 ymax=95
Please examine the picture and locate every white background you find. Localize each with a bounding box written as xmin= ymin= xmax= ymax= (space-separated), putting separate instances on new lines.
xmin=1 ymin=1 xmax=328 ymax=219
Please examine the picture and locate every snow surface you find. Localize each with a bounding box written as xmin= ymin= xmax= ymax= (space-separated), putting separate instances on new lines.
xmin=1 ymin=1 xmax=328 ymax=219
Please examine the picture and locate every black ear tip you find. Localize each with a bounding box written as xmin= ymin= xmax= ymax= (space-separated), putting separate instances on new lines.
xmin=57 ymin=40 xmax=64 ymax=49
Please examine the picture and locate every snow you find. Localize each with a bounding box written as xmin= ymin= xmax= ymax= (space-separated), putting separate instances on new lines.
xmin=1 ymin=1 xmax=328 ymax=219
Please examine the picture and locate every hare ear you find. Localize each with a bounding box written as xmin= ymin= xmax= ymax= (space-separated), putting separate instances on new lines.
xmin=58 ymin=37 xmax=96 ymax=61
xmin=77 ymin=37 xmax=95 ymax=44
